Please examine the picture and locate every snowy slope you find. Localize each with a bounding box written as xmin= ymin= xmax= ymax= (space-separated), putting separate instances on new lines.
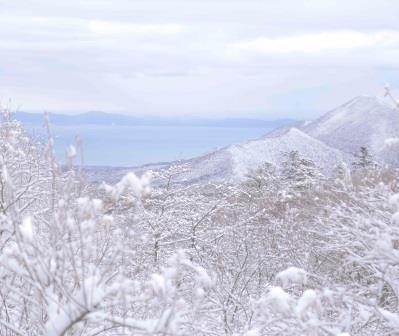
xmin=88 ymin=95 xmax=399 ymax=185
xmin=227 ymin=128 xmax=347 ymax=180
xmin=177 ymin=127 xmax=347 ymax=183
xmin=302 ymin=96 xmax=399 ymax=163
xmin=88 ymin=127 xmax=349 ymax=184
xmin=177 ymin=95 xmax=399 ymax=183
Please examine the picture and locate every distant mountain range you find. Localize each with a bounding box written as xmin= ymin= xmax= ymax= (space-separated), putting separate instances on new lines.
xmin=86 ymin=95 xmax=399 ymax=184
xmin=12 ymin=111 xmax=296 ymax=129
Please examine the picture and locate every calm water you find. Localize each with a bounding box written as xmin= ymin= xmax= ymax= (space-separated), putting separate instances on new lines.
xmin=26 ymin=124 xmax=272 ymax=167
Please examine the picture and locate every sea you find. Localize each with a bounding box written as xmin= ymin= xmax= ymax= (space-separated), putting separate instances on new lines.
xmin=25 ymin=124 xmax=273 ymax=167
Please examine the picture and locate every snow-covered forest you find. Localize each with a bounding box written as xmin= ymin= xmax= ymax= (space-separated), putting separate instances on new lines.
xmin=2 ymin=97 xmax=399 ymax=336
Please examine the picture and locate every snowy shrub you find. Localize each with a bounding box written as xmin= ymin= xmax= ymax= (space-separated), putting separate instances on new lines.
xmin=2 ymin=106 xmax=399 ymax=335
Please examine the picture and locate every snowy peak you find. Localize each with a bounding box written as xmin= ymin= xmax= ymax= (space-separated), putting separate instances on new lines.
xmin=304 ymin=95 xmax=394 ymax=136
xmin=227 ymin=127 xmax=345 ymax=180
xmin=342 ymin=95 xmax=391 ymax=111
xmin=168 ymin=127 xmax=346 ymax=183
xmin=302 ymin=95 xmax=399 ymax=156
xmin=101 ymin=95 xmax=399 ymax=185
xmin=182 ymin=93 xmax=399 ymax=184
xmin=270 ymin=126 xmax=315 ymax=139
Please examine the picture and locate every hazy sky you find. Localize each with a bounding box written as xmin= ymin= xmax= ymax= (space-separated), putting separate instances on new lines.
xmin=1 ymin=0 xmax=399 ymax=119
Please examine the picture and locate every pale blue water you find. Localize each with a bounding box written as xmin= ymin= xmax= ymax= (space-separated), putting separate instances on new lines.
xmin=27 ymin=124 xmax=272 ymax=167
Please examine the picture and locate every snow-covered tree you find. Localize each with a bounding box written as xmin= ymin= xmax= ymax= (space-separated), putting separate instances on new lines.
xmin=281 ymin=150 xmax=321 ymax=194
xmin=352 ymin=146 xmax=375 ymax=170
xmin=2 ymin=102 xmax=399 ymax=335
xmin=0 ymin=109 xmax=214 ymax=336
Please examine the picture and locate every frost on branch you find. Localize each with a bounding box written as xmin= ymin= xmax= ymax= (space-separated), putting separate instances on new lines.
xmin=262 ymin=286 xmax=293 ymax=314
xmin=101 ymin=171 xmax=152 ymax=203
xmin=248 ymin=275 xmax=351 ymax=336
xmin=276 ymin=267 xmax=307 ymax=288
xmin=2 ymin=105 xmax=399 ymax=335
xmin=0 ymin=112 xmax=212 ymax=336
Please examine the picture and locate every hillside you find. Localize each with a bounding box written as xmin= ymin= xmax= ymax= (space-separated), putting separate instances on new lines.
xmin=302 ymin=95 xmax=399 ymax=162
xmin=167 ymin=95 xmax=399 ymax=183
xmin=86 ymin=95 xmax=399 ymax=184
xmin=170 ymin=127 xmax=347 ymax=183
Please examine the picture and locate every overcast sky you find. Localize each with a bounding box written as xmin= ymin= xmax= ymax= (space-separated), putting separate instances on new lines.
xmin=1 ymin=0 xmax=399 ymax=119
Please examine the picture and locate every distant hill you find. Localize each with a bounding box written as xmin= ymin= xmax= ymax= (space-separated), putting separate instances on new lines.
xmin=37 ymin=95 xmax=399 ymax=184
xmin=94 ymin=95 xmax=398 ymax=184
xmin=176 ymin=95 xmax=398 ymax=183
xmin=302 ymin=95 xmax=399 ymax=164
xmin=12 ymin=111 xmax=296 ymax=129
xmin=169 ymin=127 xmax=348 ymax=184
xmin=187 ymin=95 xmax=399 ymax=183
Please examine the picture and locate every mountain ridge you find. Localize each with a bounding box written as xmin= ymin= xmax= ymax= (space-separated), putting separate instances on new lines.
xmin=84 ymin=95 xmax=399 ymax=183
xmin=302 ymin=95 xmax=399 ymax=160
xmin=176 ymin=95 xmax=399 ymax=183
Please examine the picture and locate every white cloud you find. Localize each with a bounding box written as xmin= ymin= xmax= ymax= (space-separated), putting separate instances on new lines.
xmin=229 ymin=31 xmax=399 ymax=55
xmin=1 ymin=0 xmax=399 ymax=117
xmin=88 ymin=20 xmax=185 ymax=36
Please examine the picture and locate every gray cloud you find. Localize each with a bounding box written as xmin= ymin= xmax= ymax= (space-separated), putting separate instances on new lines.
xmin=1 ymin=0 xmax=399 ymax=118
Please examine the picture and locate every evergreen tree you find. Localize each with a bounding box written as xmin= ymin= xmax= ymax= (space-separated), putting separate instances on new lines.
xmin=281 ymin=150 xmax=321 ymax=193
xmin=352 ymin=146 xmax=374 ymax=170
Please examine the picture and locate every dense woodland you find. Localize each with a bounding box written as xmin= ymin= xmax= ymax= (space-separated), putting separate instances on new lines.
xmin=2 ymin=107 xmax=399 ymax=336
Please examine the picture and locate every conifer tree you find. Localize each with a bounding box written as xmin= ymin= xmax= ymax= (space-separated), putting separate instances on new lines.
xmin=281 ymin=150 xmax=321 ymax=193
xmin=352 ymin=146 xmax=374 ymax=170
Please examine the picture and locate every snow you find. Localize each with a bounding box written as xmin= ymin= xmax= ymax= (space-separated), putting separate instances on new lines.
xmin=67 ymin=144 xmax=77 ymax=159
xmin=86 ymin=95 xmax=399 ymax=184
xmin=228 ymin=127 xmax=346 ymax=180
xmin=194 ymin=265 xmax=213 ymax=288
xmin=379 ymin=309 xmax=399 ymax=329
xmin=117 ymin=172 xmax=147 ymax=196
xmin=167 ymin=127 xmax=347 ymax=183
xmin=295 ymin=289 xmax=318 ymax=318
xmin=264 ymin=286 xmax=293 ymax=314
xmin=19 ymin=216 xmax=34 ymax=241
xmin=392 ymin=211 xmax=399 ymax=225
xmin=372 ymin=234 xmax=396 ymax=259
xmin=303 ymin=95 xmax=399 ymax=164
xmin=92 ymin=198 xmax=103 ymax=211
xmin=150 ymin=273 xmax=167 ymax=297
xmin=1 ymin=164 xmax=13 ymax=188
xmin=384 ymin=137 xmax=399 ymax=149
xmin=45 ymin=275 xmax=106 ymax=336
xmin=102 ymin=171 xmax=152 ymax=199
xmin=3 ymin=97 xmax=399 ymax=335
xmin=390 ymin=193 xmax=399 ymax=209
xmin=244 ymin=329 xmax=260 ymax=336
xmin=276 ymin=267 xmax=307 ymax=287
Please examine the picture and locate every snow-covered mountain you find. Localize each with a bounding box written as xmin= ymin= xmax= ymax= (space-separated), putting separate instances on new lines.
xmin=229 ymin=128 xmax=347 ymax=178
xmin=88 ymin=95 xmax=399 ymax=184
xmin=177 ymin=95 xmax=399 ymax=183
xmin=176 ymin=127 xmax=347 ymax=183
xmin=302 ymin=96 xmax=399 ymax=163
